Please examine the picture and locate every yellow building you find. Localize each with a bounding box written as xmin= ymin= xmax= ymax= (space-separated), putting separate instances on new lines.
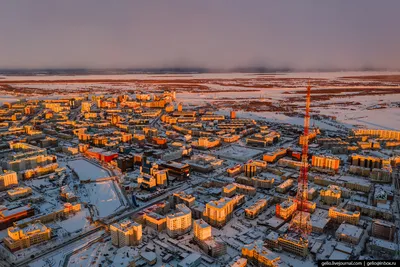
xmin=194 ymin=137 xmax=221 ymax=149
xmin=4 ymin=222 xmax=51 ymax=251
xmin=227 ymin=164 xmax=242 ymax=177
xmin=152 ymin=170 xmax=168 ymax=186
xmin=193 ymin=219 xmax=212 ymax=241
xmin=351 ymin=129 xmax=400 ymax=141
xmin=110 ymin=219 xmax=142 ymax=247
xmin=228 ymin=258 xmax=248 ymax=267
xmin=201 ymin=114 xmax=225 ymax=121
xmin=7 ymin=154 xmax=56 ymax=173
xmin=173 ymin=192 xmax=196 ymax=207
xmin=222 ymin=184 xmax=237 ymax=197
xmin=252 ymin=176 xmax=274 ymax=189
xmin=276 ymin=179 xmax=294 ymax=193
xmin=166 ymin=204 xmax=192 ymax=238
xmin=245 ymin=199 xmax=267 ymax=219
xmin=7 ymin=187 xmax=32 ymax=200
xmin=244 ymin=163 xmax=257 ymax=178
xmin=246 ymin=131 xmax=280 ymax=147
xmin=320 ymin=185 xmax=341 ymax=205
xmin=81 ymin=101 xmax=92 ymax=112
xmin=203 ymin=197 xmax=235 ymax=227
xmin=137 ymin=174 xmax=157 ymax=190
xmin=0 ymin=171 xmax=18 ymax=190
xmin=165 ymin=104 xmax=175 ymax=113
xmin=242 ymin=239 xmax=281 ymax=267
xmin=84 ymin=112 xmax=97 ymax=119
xmin=350 ymin=154 xmax=383 ymax=169
xmin=312 ymin=155 xmax=340 ymax=172
xmin=233 ymin=183 xmax=256 ymax=196
xmin=277 ymin=158 xmax=302 ymax=170
xmin=276 ymin=199 xmax=297 ymax=220
xmin=262 ymin=148 xmax=287 ymax=163
xmin=144 ymin=212 xmax=166 ymax=231
xmin=328 ymin=207 xmax=360 ymax=225
xmin=177 ymin=102 xmax=183 ymax=112
xmin=278 ymin=234 xmax=308 ymax=257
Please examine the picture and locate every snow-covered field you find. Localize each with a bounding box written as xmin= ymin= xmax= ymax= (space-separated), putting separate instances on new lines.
xmin=214 ymin=145 xmax=264 ymax=162
xmin=2 ymin=71 xmax=399 ymax=130
xmin=84 ymin=180 xmax=124 ymax=218
xmin=55 ymin=208 xmax=92 ymax=233
xmin=2 ymin=70 xmax=400 ymax=81
xmin=0 ymin=96 xmax=19 ymax=105
xmin=68 ymin=159 xmax=111 ymax=181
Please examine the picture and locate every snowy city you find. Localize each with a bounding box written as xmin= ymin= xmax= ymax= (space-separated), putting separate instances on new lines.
xmin=1 ymin=1 xmax=400 ymax=266
xmin=0 ymin=71 xmax=399 ymax=267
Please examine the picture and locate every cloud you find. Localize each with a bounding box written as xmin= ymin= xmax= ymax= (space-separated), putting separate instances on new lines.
xmin=0 ymin=0 xmax=399 ymax=70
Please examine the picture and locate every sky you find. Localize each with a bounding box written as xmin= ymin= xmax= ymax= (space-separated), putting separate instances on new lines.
xmin=0 ymin=0 xmax=400 ymax=70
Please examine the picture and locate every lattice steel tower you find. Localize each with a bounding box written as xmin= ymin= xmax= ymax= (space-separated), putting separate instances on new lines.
xmin=290 ymin=82 xmax=312 ymax=238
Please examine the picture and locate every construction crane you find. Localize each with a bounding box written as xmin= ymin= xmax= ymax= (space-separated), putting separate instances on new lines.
xmin=290 ymin=82 xmax=312 ymax=238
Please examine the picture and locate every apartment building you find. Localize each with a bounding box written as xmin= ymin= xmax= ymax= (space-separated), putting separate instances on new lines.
xmin=166 ymin=204 xmax=192 ymax=238
xmin=203 ymin=197 xmax=235 ymax=227
xmin=4 ymin=222 xmax=51 ymax=251
xmin=320 ymin=185 xmax=341 ymax=205
xmin=242 ymin=239 xmax=281 ymax=266
xmin=0 ymin=171 xmax=18 ymax=191
xmin=245 ymin=199 xmax=267 ymax=219
xmin=312 ymin=154 xmax=340 ymax=173
xmin=328 ymin=207 xmax=360 ymax=225
xmin=110 ymin=219 xmax=142 ymax=247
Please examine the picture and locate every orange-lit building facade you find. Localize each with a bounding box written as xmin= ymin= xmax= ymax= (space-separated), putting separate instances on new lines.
xmin=4 ymin=222 xmax=51 ymax=251
xmin=311 ymin=155 xmax=340 ymax=172
xmin=320 ymin=185 xmax=342 ymax=205
xmin=328 ymin=207 xmax=360 ymax=225
xmin=203 ymin=197 xmax=235 ymax=227
xmin=110 ymin=219 xmax=142 ymax=247
xmin=276 ymin=199 xmax=297 ymax=220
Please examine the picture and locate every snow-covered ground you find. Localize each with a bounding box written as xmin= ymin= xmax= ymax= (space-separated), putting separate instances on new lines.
xmin=2 ymin=70 xmax=400 ymax=81
xmin=68 ymin=159 xmax=111 ymax=181
xmin=83 ymin=180 xmax=124 ymax=218
xmin=55 ymin=208 xmax=92 ymax=233
xmin=0 ymin=96 xmax=19 ymax=105
xmin=214 ymin=145 xmax=264 ymax=162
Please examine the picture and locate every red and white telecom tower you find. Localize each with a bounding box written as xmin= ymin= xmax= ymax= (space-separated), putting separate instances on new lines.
xmin=290 ymin=82 xmax=312 ymax=238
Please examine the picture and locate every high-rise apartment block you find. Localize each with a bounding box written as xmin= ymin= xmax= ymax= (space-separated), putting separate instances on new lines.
xmin=193 ymin=219 xmax=212 ymax=241
xmin=166 ymin=204 xmax=192 ymax=238
xmin=110 ymin=219 xmax=142 ymax=247
xmin=372 ymin=219 xmax=396 ymax=241
xmin=203 ymin=197 xmax=235 ymax=227
xmin=0 ymin=171 xmax=18 ymax=191
xmin=312 ymin=155 xmax=340 ymax=172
